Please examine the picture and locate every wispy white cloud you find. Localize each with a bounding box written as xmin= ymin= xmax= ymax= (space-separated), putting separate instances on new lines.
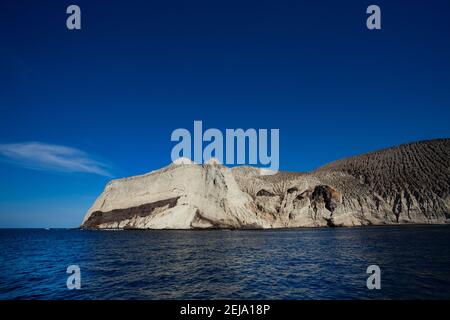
xmin=0 ymin=142 xmax=113 ymax=177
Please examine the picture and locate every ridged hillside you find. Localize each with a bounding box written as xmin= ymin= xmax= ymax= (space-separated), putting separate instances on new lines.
xmin=315 ymin=139 xmax=450 ymax=222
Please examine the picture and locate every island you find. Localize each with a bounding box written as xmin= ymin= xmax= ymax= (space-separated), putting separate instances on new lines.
xmin=81 ymin=139 xmax=450 ymax=229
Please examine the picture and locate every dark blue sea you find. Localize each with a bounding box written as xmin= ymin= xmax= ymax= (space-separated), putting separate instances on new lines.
xmin=1 ymin=226 xmax=450 ymax=300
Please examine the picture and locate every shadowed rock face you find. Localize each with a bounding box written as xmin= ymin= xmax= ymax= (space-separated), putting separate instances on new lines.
xmin=256 ymin=189 xmax=276 ymax=197
xmin=82 ymin=197 xmax=180 ymax=229
xmin=81 ymin=139 xmax=450 ymax=229
xmin=311 ymin=185 xmax=341 ymax=213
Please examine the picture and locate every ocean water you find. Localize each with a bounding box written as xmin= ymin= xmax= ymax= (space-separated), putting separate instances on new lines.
xmin=0 ymin=226 xmax=449 ymax=300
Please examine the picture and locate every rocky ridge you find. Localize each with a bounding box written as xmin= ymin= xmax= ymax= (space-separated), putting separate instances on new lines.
xmin=81 ymin=139 xmax=450 ymax=229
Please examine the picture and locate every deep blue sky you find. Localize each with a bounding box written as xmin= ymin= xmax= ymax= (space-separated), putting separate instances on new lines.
xmin=0 ymin=0 xmax=449 ymax=227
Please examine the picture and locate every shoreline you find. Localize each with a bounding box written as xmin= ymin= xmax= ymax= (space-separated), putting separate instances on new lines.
xmin=2 ymin=222 xmax=449 ymax=231
xmin=76 ymin=222 xmax=450 ymax=232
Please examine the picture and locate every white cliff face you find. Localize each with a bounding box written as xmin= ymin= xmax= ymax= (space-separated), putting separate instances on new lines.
xmin=81 ymin=139 xmax=450 ymax=229
xmin=82 ymin=162 xmax=277 ymax=229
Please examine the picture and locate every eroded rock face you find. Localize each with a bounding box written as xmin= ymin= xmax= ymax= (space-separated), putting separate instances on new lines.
xmin=81 ymin=162 xmax=275 ymax=229
xmin=82 ymin=197 xmax=181 ymax=229
xmin=81 ymin=139 xmax=450 ymax=229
